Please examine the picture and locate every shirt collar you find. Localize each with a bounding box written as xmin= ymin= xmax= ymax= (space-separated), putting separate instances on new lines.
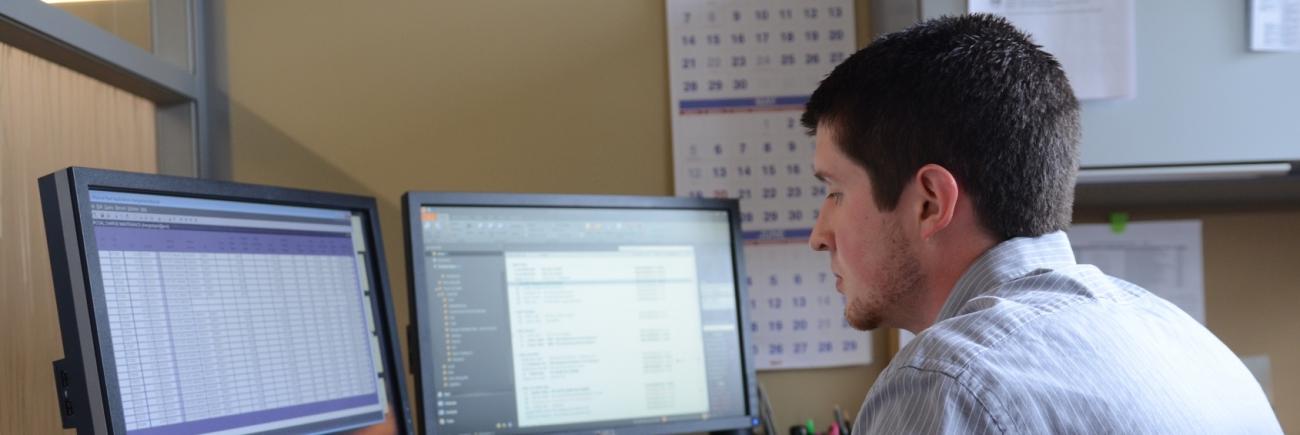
xmin=935 ymin=231 xmax=1077 ymax=322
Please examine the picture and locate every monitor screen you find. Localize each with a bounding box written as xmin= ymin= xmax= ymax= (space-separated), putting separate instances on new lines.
xmin=40 ymin=168 xmax=411 ymax=435
xmin=405 ymin=194 xmax=757 ymax=435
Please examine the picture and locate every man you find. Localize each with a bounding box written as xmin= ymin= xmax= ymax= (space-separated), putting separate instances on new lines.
xmin=803 ymin=14 xmax=1281 ymax=434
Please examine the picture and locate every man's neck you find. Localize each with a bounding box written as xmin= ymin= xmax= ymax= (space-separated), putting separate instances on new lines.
xmin=901 ymin=235 xmax=999 ymax=333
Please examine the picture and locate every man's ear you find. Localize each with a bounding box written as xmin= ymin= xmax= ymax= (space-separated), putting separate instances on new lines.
xmin=913 ymin=164 xmax=959 ymax=240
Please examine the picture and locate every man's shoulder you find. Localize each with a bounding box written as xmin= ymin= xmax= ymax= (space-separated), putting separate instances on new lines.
xmin=893 ymin=263 xmax=1147 ymax=377
xmin=873 ymin=265 xmax=1280 ymax=434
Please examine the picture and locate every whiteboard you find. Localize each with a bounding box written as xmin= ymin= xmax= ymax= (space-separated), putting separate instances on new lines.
xmin=908 ymin=0 xmax=1300 ymax=169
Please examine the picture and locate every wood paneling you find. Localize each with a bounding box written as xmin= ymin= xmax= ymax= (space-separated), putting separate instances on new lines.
xmin=0 ymin=41 xmax=156 ymax=434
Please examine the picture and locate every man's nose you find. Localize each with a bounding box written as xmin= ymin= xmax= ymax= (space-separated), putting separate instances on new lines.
xmin=809 ymin=213 xmax=832 ymax=252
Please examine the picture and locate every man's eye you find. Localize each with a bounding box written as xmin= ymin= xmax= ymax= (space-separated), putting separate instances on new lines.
xmin=827 ymin=192 xmax=842 ymax=203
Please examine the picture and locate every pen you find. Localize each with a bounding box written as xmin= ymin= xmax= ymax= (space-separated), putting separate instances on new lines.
xmin=833 ymin=405 xmax=848 ymax=433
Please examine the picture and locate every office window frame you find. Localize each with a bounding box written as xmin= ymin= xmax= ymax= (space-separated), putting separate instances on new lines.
xmin=0 ymin=0 xmax=226 ymax=179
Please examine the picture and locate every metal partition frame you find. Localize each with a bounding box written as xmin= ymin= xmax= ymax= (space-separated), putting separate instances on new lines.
xmin=0 ymin=0 xmax=227 ymax=179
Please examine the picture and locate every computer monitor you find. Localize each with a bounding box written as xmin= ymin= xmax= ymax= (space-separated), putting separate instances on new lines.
xmin=403 ymin=192 xmax=759 ymax=435
xmin=39 ymin=167 xmax=413 ymax=434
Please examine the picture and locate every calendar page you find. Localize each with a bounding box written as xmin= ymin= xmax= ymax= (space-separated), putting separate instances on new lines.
xmin=666 ymin=0 xmax=870 ymax=370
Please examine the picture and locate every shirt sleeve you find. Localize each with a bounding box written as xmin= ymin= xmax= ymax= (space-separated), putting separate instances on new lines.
xmin=853 ymin=367 xmax=1004 ymax=435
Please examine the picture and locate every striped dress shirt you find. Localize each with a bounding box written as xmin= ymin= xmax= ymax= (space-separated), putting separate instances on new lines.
xmin=854 ymin=232 xmax=1281 ymax=434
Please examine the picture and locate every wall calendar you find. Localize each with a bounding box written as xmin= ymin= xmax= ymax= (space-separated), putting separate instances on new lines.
xmin=667 ymin=0 xmax=870 ymax=370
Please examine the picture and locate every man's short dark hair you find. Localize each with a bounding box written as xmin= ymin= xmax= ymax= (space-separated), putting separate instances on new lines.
xmin=802 ymin=14 xmax=1080 ymax=240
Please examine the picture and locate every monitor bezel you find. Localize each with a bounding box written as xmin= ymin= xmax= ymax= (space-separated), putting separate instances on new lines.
xmin=39 ymin=166 xmax=414 ymax=434
xmin=402 ymin=191 xmax=759 ymax=435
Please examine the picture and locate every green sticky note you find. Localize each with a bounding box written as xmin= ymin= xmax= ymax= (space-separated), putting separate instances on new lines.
xmin=1109 ymin=212 xmax=1129 ymax=234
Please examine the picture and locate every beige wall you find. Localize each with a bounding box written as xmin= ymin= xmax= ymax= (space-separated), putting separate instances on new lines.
xmin=1203 ymin=212 xmax=1300 ymax=432
xmin=221 ymin=1 xmax=1297 ymax=434
xmin=220 ymin=0 xmax=883 ymax=431
xmin=0 ymin=41 xmax=157 ymax=434
xmin=50 ymin=0 xmax=152 ymax=53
